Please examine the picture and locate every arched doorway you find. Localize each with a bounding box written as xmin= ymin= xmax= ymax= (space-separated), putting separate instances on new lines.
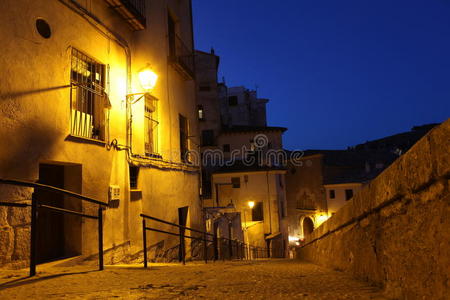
xmin=302 ymin=217 xmax=314 ymax=236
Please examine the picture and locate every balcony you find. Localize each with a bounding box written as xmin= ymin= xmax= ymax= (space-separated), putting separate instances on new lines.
xmin=104 ymin=0 xmax=146 ymax=30
xmin=168 ymin=34 xmax=195 ymax=80
xmin=296 ymin=193 xmax=317 ymax=211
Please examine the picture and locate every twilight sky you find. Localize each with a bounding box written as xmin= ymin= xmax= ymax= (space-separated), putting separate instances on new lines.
xmin=192 ymin=0 xmax=450 ymax=150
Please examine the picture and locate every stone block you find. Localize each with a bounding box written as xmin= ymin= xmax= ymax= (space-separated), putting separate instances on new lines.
xmin=8 ymin=206 xmax=31 ymax=226
xmin=0 ymin=206 xmax=7 ymax=226
xmin=0 ymin=226 xmax=14 ymax=263
xmin=12 ymin=226 xmax=30 ymax=260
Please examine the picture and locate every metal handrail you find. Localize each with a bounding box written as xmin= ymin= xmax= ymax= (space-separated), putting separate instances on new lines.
xmin=140 ymin=213 xmax=271 ymax=268
xmin=0 ymin=178 xmax=108 ymax=206
xmin=0 ymin=178 xmax=107 ymax=276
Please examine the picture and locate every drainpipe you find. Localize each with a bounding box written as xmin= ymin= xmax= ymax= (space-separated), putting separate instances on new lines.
xmin=266 ymin=171 xmax=272 ymax=233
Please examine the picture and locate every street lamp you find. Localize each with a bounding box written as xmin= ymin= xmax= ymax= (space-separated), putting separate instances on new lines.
xmin=138 ymin=67 xmax=158 ymax=91
xmin=127 ymin=66 xmax=158 ymax=104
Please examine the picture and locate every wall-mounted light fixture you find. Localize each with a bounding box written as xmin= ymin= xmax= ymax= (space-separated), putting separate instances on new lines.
xmin=126 ymin=65 xmax=158 ymax=105
xmin=248 ymin=201 xmax=255 ymax=209
xmin=138 ymin=67 xmax=158 ymax=91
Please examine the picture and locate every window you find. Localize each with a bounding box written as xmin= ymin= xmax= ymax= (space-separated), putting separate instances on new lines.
xmin=252 ymin=202 xmax=263 ymax=221
xmin=201 ymin=130 xmax=214 ymax=146
xmin=223 ymin=144 xmax=230 ymax=152
xmin=179 ymin=114 xmax=189 ymax=162
xmin=145 ymin=95 xmax=159 ymax=156
xmin=197 ymin=105 xmax=205 ymax=120
xmin=231 ymin=177 xmax=240 ymax=188
xmin=345 ymin=189 xmax=353 ymax=201
xmin=129 ymin=166 xmax=139 ymax=189
xmin=70 ymin=48 xmax=106 ymax=140
xmin=199 ymin=85 xmax=210 ymax=92
xmin=329 ymin=190 xmax=335 ymax=199
xmin=228 ymin=96 xmax=238 ymax=106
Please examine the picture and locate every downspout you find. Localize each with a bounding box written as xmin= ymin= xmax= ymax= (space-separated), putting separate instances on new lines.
xmin=266 ymin=171 xmax=272 ymax=233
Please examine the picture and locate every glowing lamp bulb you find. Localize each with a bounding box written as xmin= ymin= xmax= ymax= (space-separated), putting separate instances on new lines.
xmin=248 ymin=201 xmax=255 ymax=209
xmin=138 ymin=68 xmax=158 ymax=91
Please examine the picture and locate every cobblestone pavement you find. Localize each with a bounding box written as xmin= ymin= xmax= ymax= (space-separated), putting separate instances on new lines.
xmin=0 ymin=259 xmax=387 ymax=299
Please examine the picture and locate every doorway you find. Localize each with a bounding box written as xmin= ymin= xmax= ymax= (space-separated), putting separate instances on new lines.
xmin=36 ymin=163 xmax=82 ymax=264
xmin=302 ymin=217 xmax=314 ymax=237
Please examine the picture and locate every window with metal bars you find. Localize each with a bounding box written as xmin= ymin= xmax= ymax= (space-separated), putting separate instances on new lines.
xmin=70 ymin=48 xmax=106 ymax=140
xmin=145 ymin=95 xmax=159 ymax=156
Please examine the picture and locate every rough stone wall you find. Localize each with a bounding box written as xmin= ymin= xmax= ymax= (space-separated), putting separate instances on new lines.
xmin=297 ymin=119 xmax=450 ymax=299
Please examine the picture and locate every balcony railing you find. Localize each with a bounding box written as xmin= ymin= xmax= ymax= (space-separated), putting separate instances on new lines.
xmin=169 ymin=34 xmax=195 ymax=80
xmin=104 ymin=0 xmax=146 ymax=30
xmin=296 ymin=197 xmax=317 ymax=211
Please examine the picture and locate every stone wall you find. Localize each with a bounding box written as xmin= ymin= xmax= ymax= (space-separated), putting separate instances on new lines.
xmin=297 ymin=119 xmax=450 ymax=299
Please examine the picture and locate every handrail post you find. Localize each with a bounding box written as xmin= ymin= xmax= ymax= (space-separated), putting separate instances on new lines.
xmin=143 ymin=218 xmax=148 ymax=268
xmin=203 ymin=232 xmax=207 ymax=264
xmin=30 ymin=192 xmax=37 ymax=277
xmin=213 ymin=230 xmax=218 ymax=261
xmin=98 ymin=207 xmax=104 ymax=271
xmin=221 ymin=238 xmax=225 ymax=261
xmin=179 ymin=226 xmax=185 ymax=265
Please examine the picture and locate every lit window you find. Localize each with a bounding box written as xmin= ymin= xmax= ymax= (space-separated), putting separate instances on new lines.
xmin=70 ymin=48 xmax=107 ymax=140
xmin=198 ymin=105 xmax=205 ymax=120
xmin=145 ymin=95 xmax=159 ymax=156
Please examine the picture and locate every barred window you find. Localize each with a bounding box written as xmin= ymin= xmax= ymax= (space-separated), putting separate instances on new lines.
xmin=70 ymin=48 xmax=106 ymax=140
xmin=145 ymin=95 xmax=159 ymax=156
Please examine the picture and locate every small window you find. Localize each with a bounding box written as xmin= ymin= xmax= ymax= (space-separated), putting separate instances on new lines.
xmin=223 ymin=144 xmax=230 ymax=152
xmin=36 ymin=19 xmax=51 ymax=39
xmin=197 ymin=105 xmax=205 ymax=120
xmin=252 ymin=202 xmax=263 ymax=221
xmin=201 ymin=130 xmax=214 ymax=146
xmin=231 ymin=177 xmax=240 ymax=188
xmin=228 ymin=96 xmax=238 ymax=106
xmin=329 ymin=190 xmax=335 ymax=199
xmin=345 ymin=189 xmax=353 ymax=201
xmin=199 ymin=85 xmax=210 ymax=92
xmin=129 ymin=166 xmax=139 ymax=189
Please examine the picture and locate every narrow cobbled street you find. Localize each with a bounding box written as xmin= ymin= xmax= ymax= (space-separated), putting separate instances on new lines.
xmin=0 ymin=259 xmax=387 ymax=299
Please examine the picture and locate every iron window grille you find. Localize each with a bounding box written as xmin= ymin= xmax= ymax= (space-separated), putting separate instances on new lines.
xmin=70 ymin=48 xmax=106 ymax=140
xmin=145 ymin=95 xmax=159 ymax=156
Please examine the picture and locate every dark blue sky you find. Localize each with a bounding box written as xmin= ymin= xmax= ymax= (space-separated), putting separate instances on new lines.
xmin=192 ymin=0 xmax=450 ymax=150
